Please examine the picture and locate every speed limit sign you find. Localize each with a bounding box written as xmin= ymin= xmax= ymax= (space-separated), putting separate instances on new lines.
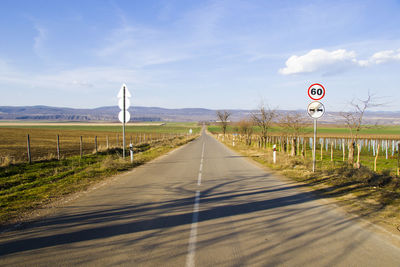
xmin=308 ymin=83 xmax=325 ymax=100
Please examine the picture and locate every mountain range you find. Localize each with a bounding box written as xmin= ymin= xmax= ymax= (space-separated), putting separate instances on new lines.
xmin=0 ymin=105 xmax=399 ymax=124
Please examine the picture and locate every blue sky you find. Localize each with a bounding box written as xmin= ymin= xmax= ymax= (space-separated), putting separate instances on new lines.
xmin=1 ymin=0 xmax=400 ymax=111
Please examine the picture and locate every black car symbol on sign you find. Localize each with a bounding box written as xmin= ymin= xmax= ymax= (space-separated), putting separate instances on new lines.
xmin=307 ymin=101 xmax=325 ymax=119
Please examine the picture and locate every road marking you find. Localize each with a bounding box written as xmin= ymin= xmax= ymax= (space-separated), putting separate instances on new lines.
xmin=197 ymin=172 xmax=202 ymax=186
xmin=186 ymin=142 xmax=205 ymax=267
xmin=197 ymin=142 xmax=205 ymax=186
xmin=186 ymin=190 xmax=200 ymax=267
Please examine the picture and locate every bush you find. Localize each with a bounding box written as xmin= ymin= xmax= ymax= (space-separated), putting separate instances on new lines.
xmin=368 ymin=174 xmax=392 ymax=187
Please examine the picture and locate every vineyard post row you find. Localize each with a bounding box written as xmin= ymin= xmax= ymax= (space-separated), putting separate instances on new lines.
xmin=217 ymin=133 xmax=400 ymax=175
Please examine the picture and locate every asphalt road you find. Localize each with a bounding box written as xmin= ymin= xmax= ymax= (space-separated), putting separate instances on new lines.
xmin=1 ymin=129 xmax=400 ymax=266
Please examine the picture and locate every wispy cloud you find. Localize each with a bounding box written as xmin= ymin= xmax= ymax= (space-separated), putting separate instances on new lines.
xmin=0 ymin=58 xmax=10 ymax=72
xmin=33 ymin=24 xmax=47 ymax=56
xmin=95 ymin=1 xmax=232 ymax=68
xmin=95 ymin=22 xmax=192 ymax=67
xmin=359 ymin=49 xmax=400 ymax=66
xmin=2 ymin=66 xmax=150 ymax=91
xmin=280 ymin=48 xmax=400 ymax=75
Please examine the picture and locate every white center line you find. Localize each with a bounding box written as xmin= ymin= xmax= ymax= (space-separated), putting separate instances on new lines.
xmin=197 ymin=142 xmax=205 ymax=186
xmin=186 ymin=190 xmax=200 ymax=267
xmin=186 ymin=142 xmax=205 ymax=267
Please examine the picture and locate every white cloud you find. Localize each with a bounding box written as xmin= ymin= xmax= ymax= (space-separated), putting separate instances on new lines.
xmin=279 ymin=49 xmax=358 ymax=75
xmin=369 ymin=49 xmax=400 ymax=64
xmin=280 ymin=48 xmax=400 ymax=75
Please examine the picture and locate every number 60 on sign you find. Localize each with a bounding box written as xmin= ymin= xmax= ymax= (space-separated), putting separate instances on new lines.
xmin=308 ymin=83 xmax=325 ymax=100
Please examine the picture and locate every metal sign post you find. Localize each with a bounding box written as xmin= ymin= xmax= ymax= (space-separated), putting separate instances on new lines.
xmin=307 ymin=100 xmax=326 ymax=172
xmin=123 ymin=88 xmax=125 ymax=158
xmin=313 ymin=119 xmax=317 ymax=172
xmin=117 ymin=84 xmax=131 ymax=159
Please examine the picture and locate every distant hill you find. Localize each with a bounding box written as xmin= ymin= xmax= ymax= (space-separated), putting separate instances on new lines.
xmin=0 ymin=105 xmax=230 ymax=122
xmin=0 ymin=105 xmax=399 ymax=124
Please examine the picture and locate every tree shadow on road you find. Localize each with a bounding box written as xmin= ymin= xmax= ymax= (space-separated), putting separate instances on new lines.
xmin=0 ymin=173 xmax=389 ymax=266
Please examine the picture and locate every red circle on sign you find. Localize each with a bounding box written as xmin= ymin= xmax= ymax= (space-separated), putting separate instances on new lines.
xmin=308 ymin=83 xmax=325 ymax=100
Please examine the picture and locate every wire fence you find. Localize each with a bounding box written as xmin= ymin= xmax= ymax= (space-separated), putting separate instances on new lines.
xmin=0 ymin=132 xmax=186 ymax=165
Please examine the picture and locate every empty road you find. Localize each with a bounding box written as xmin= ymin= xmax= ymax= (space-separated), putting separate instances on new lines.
xmin=1 ymin=129 xmax=400 ymax=266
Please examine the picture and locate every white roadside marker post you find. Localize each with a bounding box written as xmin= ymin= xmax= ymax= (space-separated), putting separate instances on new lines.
xmin=273 ymin=144 xmax=277 ymax=164
xmin=130 ymin=143 xmax=134 ymax=163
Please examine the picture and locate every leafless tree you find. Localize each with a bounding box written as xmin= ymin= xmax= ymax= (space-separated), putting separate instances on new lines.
xmin=279 ymin=112 xmax=308 ymax=137
xmin=237 ymin=119 xmax=254 ymax=146
xmin=217 ymin=110 xmax=231 ymax=137
xmin=278 ymin=112 xmax=308 ymax=156
xmin=251 ymin=105 xmax=277 ymax=148
xmin=341 ymin=92 xmax=381 ymax=165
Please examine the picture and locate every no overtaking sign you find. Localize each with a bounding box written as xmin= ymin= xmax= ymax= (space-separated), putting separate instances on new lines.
xmin=307 ymin=101 xmax=325 ymax=119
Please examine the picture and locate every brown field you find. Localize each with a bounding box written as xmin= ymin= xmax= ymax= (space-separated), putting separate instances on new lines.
xmin=0 ymin=127 xmax=174 ymax=164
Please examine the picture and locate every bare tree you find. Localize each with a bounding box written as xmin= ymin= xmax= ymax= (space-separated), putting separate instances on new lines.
xmin=251 ymin=105 xmax=277 ymax=148
xmin=217 ymin=110 xmax=231 ymax=137
xmin=278 ymin=112 xmax=308 ymax=156
xmin=237 ymin=119 xmax=254 ymax=146
xmin=341 ymin=92 xmax=380 ymax=165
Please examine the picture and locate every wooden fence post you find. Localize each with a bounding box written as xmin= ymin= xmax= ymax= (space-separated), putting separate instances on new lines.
xmin=342 ymin=140 xmax=345 ymax=161
xmin=356 ymin=144 xmax=361 ymax=169
xmin=397 ymin=143 xmax=400 ymax=177
xmin=80 ymin=136 xmax=83 ymax=158
xmin=320 ymin=139 xmax=324 ymax=161
xmin=106 ymin=135 xmax=109 ymax=149
xmin=374 ymin=144 xmax=380 ymax=172
xmin=385 ymin=140 xmax=388 ymax=160
xmin=57 ymin=135 xmax=60 ymax=160
xmin=95 ymin=136 xmax=98 ymax=153
xmin=27 ymin=134 xmax=31 ymax=164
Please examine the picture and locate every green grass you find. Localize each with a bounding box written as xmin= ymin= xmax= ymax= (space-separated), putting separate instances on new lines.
xmin=209 ymin=125 xmax=400 ymax=174
xmin=0 ymin=122 xmax=201 ymax=134
xmin=208 ymin=124 xmax=400 ymax=137
xmin=315 ymin=126 xmax=400 ymax=136
xmin=0 ymin=135 xmax=198 ymax=226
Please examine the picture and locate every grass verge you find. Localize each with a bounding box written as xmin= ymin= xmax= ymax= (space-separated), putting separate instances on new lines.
xmin=216 ymin=135 xmax=400 ymax=231
xmin=0 ymin=136 xmax=197 ymax=227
